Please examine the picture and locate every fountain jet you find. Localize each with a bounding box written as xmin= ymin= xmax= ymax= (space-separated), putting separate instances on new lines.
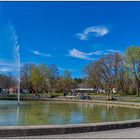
xmin=10 ymin=23 xmax=21 ymax=106
xmin=16 ymin=46 xmax=20 ymax=105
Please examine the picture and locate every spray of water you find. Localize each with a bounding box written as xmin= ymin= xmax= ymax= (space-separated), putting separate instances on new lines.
xmin=10 ymin=23 xmax=20 ymax=105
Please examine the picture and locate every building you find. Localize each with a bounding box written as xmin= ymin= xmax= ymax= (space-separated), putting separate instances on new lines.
xmin=74 ymin=88 xmax=95 ymax=93
xmin=9 ymin=86 xmax=17 ymax=94
xmin=72 ymin=87 xmax=105 ymax=95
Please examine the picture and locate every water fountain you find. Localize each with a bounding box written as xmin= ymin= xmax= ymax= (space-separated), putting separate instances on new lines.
xmin=11 ymin=24 xmax=20 ymax=106
xmin=16 ymin=45 xmax=20 ymax=105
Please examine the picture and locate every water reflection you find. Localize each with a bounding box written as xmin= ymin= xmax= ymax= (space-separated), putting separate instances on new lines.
xmin=0 ymin=100 xmax=140 ymax=126
xmin=0 ymin=101 xmax=18 ymax=126
xmin=16 ymin=105 xmax=19 ymax=124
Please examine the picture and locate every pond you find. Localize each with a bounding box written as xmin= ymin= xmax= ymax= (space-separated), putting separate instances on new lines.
xmin=0 ymin=100 xmax=140 ymax=126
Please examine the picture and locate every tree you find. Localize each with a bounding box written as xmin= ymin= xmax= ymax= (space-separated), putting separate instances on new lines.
xmin=84 ymin=62 xmax=102 ymax=88
xmin=124 ymin=46 xmax=140 ymax=96
xmin=39 ymin=64 xmax=50 ymax=93
xmin=72 ymin=78 xmax=82 ymax=89
xmin=115 ymin=55 xmax=126 ymax=95
xmin=30 ymin=65 xmax=41 ymax=93
xmin=62 ymin=70 xmax=72 ymax=93
xmin=0 ymin=74 xmax=16 ymax=89
xmin=48 ymin=64 xmax=58 ymax=95
xmin=71 ymin=79 xmax=78 ymax=89
xmin=30 ymin=64 xmax=50 ymax=94
xmin=20 ymin=63 xmax=34 ymax=93
xmin=74 ymin=78 xmax=83 ymax=84
xmin=84 ymin=52 xmax=123 ymax=97
xmin=97 ymin=53 xmax=123 ymax=96
xmin=55 ymin=77 xmax=64 ymax=93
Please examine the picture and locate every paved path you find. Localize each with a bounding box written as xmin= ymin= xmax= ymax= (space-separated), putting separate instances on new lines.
xmin=11 ymin=127 xmax=140 ymax=139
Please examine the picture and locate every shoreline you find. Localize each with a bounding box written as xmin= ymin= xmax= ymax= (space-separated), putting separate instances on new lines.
xmin=1 ymin=119 xmax=140 ymax=137
xmin=1 ymin=96 xmax=140 ymax=108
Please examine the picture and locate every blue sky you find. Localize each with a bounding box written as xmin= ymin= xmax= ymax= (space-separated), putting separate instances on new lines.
xmin=0 ymin=1 xmax=140 ymax=77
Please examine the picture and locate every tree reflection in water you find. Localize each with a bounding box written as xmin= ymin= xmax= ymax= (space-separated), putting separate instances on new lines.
xmin=0 ymin=100 xmax=140 ymax=126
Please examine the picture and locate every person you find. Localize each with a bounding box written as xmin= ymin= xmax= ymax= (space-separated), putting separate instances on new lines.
xmin=70 ymin=91 xmax=73 ymax=96
xmin=63 ymin=90 xmax=67 ymax=96
xmin=35 ymin=93 xmax=38 ymax=98
xmin=38 ymin=94 xmax=40 ymax=98
xmin=35 ymin=93 xmax=40 ymax=98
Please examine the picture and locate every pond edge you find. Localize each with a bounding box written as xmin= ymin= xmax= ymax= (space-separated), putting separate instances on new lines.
xmin=1 ymin=119 xmax=140 ymax=137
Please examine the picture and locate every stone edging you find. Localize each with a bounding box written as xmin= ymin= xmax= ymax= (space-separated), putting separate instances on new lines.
xmin=1 ymin=119 xmax=140 ymax=137
xmin=51 ymin=98 xmax=140 ymax=108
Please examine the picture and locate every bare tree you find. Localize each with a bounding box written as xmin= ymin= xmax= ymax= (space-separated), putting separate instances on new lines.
xmin=0 ymin=74 xmax=16 ymax=89
xmin=62 ymin=70 xmax=72 ymax=93
xmin=20 ymin=63 xmax=34 ymax=93
xmin=84 ymin=61 xmax=101 ymax=89
xmin=99 ymin=53 xmax=125 ymax=96
xmin=115 ymin=55 xmax=126 ymax=95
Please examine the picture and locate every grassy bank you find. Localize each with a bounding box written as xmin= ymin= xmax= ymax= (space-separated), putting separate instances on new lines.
xmin=1 ymin=92 xmax=140 ymax=102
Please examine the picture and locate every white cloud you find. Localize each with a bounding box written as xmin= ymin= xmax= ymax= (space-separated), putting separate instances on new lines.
xmin=106 ymin=49 xmax=121 ymax=53
xmin=88 ymin=51 xmax=103 ymax=56
xmin=58 ymin=67 xmax=65 ymax=71
xmin=68 ymin=49 xmax=101 ymax=60
xmin=76 ymin=25 xmax=109 ymax=40
xmin=103 ymin=49 xmax=121 ymax=55
xmin=31 ymin=50 xmax=51 ymax=57
xmin=0 ymin=67 xmax=15 ymax=72
xmin=68 ymin=48 xmax=122 ymax=60
xmin=0 ymin=61 xmax=16 ymax=73
xmin=0 ymin=68 xmax=10 ymax=72
xmin=58 ymin=67 xmax=75 ymax=72
xmin=0 ymin=62 xmax=16 ymax=67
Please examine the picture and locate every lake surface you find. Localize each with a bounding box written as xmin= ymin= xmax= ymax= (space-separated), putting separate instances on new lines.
xmin=0 ymin=100 xmax=140 ymax=126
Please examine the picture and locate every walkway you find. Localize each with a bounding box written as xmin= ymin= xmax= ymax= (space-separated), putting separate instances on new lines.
xmin=12 ymin=127 xmax=140 ymax=139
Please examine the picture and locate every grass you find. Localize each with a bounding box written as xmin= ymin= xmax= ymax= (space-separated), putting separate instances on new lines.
xmin=120 ymin=100 xmax=140 ymax=103
xmin=1 ymin=92 xmax=140 ymax=103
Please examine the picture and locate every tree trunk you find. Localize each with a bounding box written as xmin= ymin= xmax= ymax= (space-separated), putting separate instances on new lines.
xmin=120 ymin=82 xmax=124 ymax=96
xmin=50 ymin=87 xmax=53 ymax=98
xmin=50 ymin=91 xmax=52 ymax=98
xmin=136 ymin=80 xmax=139 ymax=96
xmin=136 ymin=88 xmax=139 ymax=96
xmin=106 ymin=85 xmax=110 ymax=98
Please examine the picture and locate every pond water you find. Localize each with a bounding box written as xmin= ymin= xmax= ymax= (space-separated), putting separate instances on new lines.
xmin=0 ymin=100 xmax=140 ymax=126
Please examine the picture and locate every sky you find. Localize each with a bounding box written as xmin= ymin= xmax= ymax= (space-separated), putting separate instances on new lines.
xmin=0 ymin=1 xmax=140 ymax=78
